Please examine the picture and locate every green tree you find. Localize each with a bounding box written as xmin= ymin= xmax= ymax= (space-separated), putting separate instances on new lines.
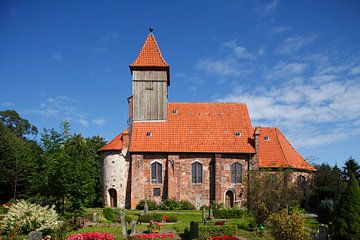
xmin=342 ymin=157 xmax=360 ymax=182
xmin=307 ymin=164 xmax=345 ymax=223
xmin=248 ymin=171 xmax=303 ymax=224
xmin=30 ymin=121 xmax=105 ymax=214
xmin=0 ymin=118 xmax=40 ymax=202
xmin=0 ymin=110 xmax=38 ymax=138
xmin=333 ymin=174 xmax=360 ymax=240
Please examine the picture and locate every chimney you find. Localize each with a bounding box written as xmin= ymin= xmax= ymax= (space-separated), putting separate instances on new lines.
xmin=250 ymin=127 xmax=261 ymax=171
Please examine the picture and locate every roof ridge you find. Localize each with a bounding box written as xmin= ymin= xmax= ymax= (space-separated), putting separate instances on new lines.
xmin=169 ymin=102 xmax=247 ymax=105
xmin=130 ymin=33 xmax=169 ymax=67
xmin=276 ymin=129 xmax=314 ymax=170
xmin=274 ymin=128 xmax=290 ymax=168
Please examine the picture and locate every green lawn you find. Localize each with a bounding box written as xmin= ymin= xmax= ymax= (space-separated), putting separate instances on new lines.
xmin=69 ymin=209 xmax=274 ymax=240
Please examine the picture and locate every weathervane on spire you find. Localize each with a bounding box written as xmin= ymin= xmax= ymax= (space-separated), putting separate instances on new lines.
xmin=149 ymin=27 xmax=154 ymax=33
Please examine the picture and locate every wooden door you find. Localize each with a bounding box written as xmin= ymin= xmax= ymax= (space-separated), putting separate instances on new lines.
xmin=109 ymin=188 xmax=117 ymax=207
xmin=225 ymin=191 xmax=234 ymax=208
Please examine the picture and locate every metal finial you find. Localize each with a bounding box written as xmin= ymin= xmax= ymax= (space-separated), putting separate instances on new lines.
xmin=149 ymin=27 xmax=154 ymax=33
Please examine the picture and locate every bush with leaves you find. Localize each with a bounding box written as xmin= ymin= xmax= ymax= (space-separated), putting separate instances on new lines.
xmin=248 ymin=171 xmax=303 ymax=224
xmin=159 ymin=199 xmax=181 ymax=210
xmin=266 ymin=208 xmax=311 ymax=240
xmin=0 ymin=200 xmax=58 ymax=235
xmin=103 ymin=208 xmax=116 ymax=221
xmin=179 ymin=200 xmax=196 ymax=210
xmin=136 ymin=199 xmax=159 ymax=210
xmin=138 ymin=213 xmax=163 ymax=223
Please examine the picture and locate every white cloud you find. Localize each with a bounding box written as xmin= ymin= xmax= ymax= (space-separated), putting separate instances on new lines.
xmin=276 ymin=34 xmax=317 ymax=55
xmin=78 ymin=118 xmax=89 ymax=127
xmin=52 ymin=53 xmax=64 ymax=61
xmin=29 ymin=96 xmax=106 ymax=128
xmin=92 ymin=117 xmax=107 ymax=127
xmin=255 ymin=0 xmax=279 ymax=17
xmin=1 ymin=102 xmax=14 ymax=107
xmin=197 ymin=58 xmax=252 ymax=78
xmin=264 ymin=61 xmax=307 ymax=80
xmin=94 ymin=32 xmax=121 ymax=54
xmin=350 ymin=66 xmax=360 ymax=75
xmin=217 ymin=70 xmax=360 ymax=148
xmin=268 ymin=25 xmax=292 ymax=36
xmin=222 ymin=40 xmax=255 ymax=60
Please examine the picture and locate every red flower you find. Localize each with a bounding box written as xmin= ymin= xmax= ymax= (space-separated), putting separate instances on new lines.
xmin=66 ymin=232 xmax=115 ymax=240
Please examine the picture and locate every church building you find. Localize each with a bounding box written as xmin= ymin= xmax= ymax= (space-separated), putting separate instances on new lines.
xmin=99 ymin=32 xmax=315 ymax=209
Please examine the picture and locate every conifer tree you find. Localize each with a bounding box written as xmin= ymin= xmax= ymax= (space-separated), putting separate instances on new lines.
xmin=333 ymin=174 xmax=360 ymax=240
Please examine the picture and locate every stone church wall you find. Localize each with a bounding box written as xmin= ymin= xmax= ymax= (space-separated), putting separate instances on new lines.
xmin=102 ymin=150 xmax=129 ymax=208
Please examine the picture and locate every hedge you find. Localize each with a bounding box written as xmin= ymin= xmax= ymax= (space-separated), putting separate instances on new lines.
xmin=213 ymin=209 xmax=247 ymax=219
xmin=138 ymin=213 xmax=163 ymax=223
xmin=198 ymin=225 xmax=237 ymax=240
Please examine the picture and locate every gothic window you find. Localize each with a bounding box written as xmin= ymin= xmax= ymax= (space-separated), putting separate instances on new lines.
xmin=231 ymin=162 xmax=242 ymax=183
xmin=151 ymin=161 xmax=162 ymax=184
xmin=153 ymin=188 xmax=161 ymax=196
xmin=298 ymin=175 xmax=307 ymax=188
xmin=191 ymin=161 xmax=203 ymax=183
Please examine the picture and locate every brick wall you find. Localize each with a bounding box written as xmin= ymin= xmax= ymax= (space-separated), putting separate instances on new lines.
xmin=130 ymin=152 xmax=249 ymax=209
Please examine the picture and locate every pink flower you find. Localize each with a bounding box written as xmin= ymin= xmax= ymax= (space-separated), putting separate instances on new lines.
xmin=66 ymin=232 xmax=115 ymax=240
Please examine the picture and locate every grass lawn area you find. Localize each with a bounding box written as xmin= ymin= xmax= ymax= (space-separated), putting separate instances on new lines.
xmin=69 ymin=209 xmax=273 ymax=240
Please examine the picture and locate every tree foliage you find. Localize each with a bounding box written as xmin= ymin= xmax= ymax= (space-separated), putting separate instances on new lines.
xmin=333 ymin=174 xmax=360 ymax=240
xmin=30 ymin=121 xmax=106 ymax=214
xmin=266 ymin=208 xmax=311 ymax=240
xmin=247 ymin=171 xmax=303 ymax=224
xmin=342 ymin=157 xmax=360 ymax=182
xmin=0 ymin=110 xmax=38 ymax=138
xmin=0 ymin=118 xmax=40 ymax=202
xmin=307 ymin=164 xmax=346 ymax=223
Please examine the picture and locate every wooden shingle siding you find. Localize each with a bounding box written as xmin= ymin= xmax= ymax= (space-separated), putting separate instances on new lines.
xmin=132 ymin=70 xmax=168 ymax=121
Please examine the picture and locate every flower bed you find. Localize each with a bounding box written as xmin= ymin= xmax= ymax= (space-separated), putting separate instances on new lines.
xmin=129 ymin=233 xmax=176 ymax=239
xmin=66 ymin=232 xmax=115 ymax=240
xmin=210 ymin=236 xmax=238 ymax=240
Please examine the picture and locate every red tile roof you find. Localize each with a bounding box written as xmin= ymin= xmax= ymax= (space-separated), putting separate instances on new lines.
xmin=257 ymin=127 xmax=315 ymax=171
xmin=130 ymin=33 xmax=169 ymax=68
xmin=130 ymin=103 xmax=255 ymax=153
xmin=98 ymin=129 xmax=129 ymax=152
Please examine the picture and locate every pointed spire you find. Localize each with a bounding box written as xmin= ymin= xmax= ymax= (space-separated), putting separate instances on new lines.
xmin=130 ymin=33 xmax=169 ymax=68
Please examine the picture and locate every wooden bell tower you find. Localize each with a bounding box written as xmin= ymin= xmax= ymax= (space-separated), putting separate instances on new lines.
xmin=129 ymin=32 xmax=170 ymax=121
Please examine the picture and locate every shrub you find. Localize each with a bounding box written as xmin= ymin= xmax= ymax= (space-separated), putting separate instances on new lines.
xmin=138 ymin=213 xmax=163 ymax=223
xmin=266 ymin=208 xmax=311 ymax=240
xmin=136 ymin=200 xmax=159 ymax=210
xmin=211 ymin=236 xmax=238 ymax=240
xmin=166 ymin=215 xmax=178 ymax=222
xmin=210 ymin=202 xmax=224 ymax=210
xmin=179 ymin=200 xmax=196 ymax=210
xmin=0 ymin=200 xmax=58 ymax=235
xmin=103 ymin=208 xmax=116 ymax=221
xmin=198 ymin=225 xmax=237 ymax=240
xmin=129 ymin=233 xmax=176 ymax=239
xmin=66 ymin=232 xmax=115 ymax=240
xmin=159 ymin=199 xmax=181 ymax=210
xmin=126 ymin=214 xmax=139 ymax=223
xmin=213 ymin=209 xmax=247 ymax=219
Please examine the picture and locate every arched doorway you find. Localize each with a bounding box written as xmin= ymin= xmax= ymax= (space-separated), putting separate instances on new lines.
xmin=225 ymin=190 xmax=234 ymax=208
xmin=109 ymin=188 xmax=117 ymax=207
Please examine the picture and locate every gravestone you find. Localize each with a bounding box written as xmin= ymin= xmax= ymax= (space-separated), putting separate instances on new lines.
xmin=92 ymin=212 xmax=98 ymax=222
xmin=130 ymin=220 xmax=137 ymax=236
xmin=202 ymin=208 xmax=206 ymax=225
xmin=28 ymin=231 xmax=42 ymax=240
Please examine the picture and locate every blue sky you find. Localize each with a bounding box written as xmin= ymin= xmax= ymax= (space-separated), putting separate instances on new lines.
xmin=1 ymin=0 xmax=359 ymax=166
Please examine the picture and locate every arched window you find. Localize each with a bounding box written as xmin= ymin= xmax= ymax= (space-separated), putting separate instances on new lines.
xmin=151 ymin=161 xmax=162 ymax=184
xmin=191 ymin=161 xmax=203 ymax=183
xmin=231 ymin=162 xmax=242 ymax=183
xmin=298 ymin=175 xmax=306 ymax=188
